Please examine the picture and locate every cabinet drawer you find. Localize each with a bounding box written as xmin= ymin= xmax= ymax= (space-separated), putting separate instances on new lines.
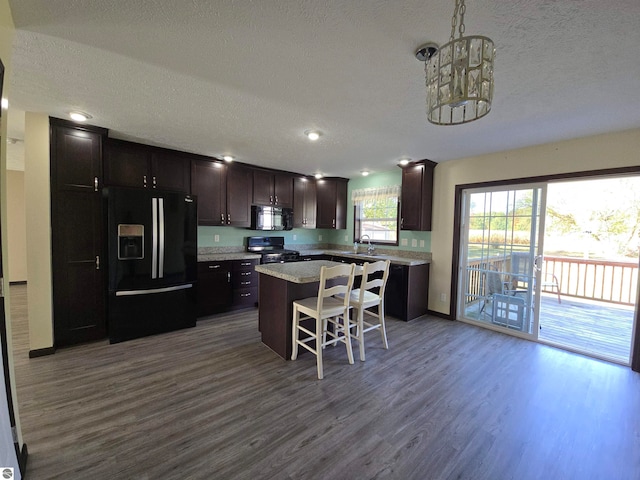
xmin=198 ymin=261 xmax=231 ymax=279
xmin=233 ymin=273 xmax=257 ymax=289
xmin=233 ymin=259 xmax=259 ymax=271
xmin=233 ymin=287 xmax=258 ymax=306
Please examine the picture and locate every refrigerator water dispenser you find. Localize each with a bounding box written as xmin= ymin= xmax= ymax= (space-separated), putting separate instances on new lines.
xmin=118 ymin=224 xmax=144 ymax=260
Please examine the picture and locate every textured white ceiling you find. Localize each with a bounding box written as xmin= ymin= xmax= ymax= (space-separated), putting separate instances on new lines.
xmin=5 ymin=0 xmax=640 ymax=176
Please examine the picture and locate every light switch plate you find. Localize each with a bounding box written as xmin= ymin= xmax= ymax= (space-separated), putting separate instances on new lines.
xmin=319 ymin=234 xmax=323 ymax=241
xmin=293 ymin=234 xmax=297 ymax=241
xmin=420 ymin=240 xmax=425 ymax=248
xmin=344 ymin=234 xmax=348 ymax=241
xmin=214 ymin=235 xmax=219 ymax=242
xmin=411 ymin=239 xmax=418 ymax=247
xmin=401 ymin=239 xmax=408 ymax=246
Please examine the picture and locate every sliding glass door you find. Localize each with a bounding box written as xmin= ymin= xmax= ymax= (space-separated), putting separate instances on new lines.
xmin=457 ymin=184 xmax=547 ymax=339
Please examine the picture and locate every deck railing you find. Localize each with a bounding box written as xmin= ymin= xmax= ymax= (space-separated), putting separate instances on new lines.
xmin=466 ymin=256 xmax=638 ymax=306
xmin=543 ymin=256 xmax=638 ymax=306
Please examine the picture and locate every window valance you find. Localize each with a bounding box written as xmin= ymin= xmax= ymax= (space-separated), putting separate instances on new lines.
xmin=351 ymin=185 xmax=400 ymax=203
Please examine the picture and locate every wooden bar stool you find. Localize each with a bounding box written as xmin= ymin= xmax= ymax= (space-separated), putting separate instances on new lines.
xmin=346 ymin=260 xmax=390 ymax=361
xmin=291 ymin=263 xmax=356 ymax=379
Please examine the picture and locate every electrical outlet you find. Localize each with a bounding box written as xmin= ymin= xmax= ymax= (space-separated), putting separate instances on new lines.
xmin=440 ymin=293 xmax=446 ymax=302
xmin=401 ymin=239 xmax=408 ymax=246
xmin=319 ymin=234 xmax=323 ymax=241
xmin=344 ymin=234 xmax=348 ymax=241
xmin=214 ymin=234 xmax=219 ymax=242
xmin=293 ymin=234 xmax=297 ymax=241
xmin=411 ymin=239 xmax=418 ymax=247
xmin=420 ymin=240 xmax=425 ymax=248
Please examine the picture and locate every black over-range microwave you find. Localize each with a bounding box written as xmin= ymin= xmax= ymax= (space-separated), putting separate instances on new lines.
xmin=250 ymin=205 xmax=293 ymax=231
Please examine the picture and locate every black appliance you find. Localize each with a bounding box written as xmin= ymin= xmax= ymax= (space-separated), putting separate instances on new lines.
xmin=246 ymin=236 xmax=300 ymax=263
xmin=106 ymin=187 xmax=198 ymax=343
xmin=251 ymin=205 xmax=293 ymax=231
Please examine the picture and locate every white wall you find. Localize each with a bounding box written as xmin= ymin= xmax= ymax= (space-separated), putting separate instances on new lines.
xmin=24 ymin=112 xmax=53 ymax=350
xmin=429 ymin=128 xmax=640 ymax=315
xmin=6 ymin=169 xmax=27 ymax=282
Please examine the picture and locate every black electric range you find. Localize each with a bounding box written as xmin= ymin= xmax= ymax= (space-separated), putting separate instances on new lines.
xmin=246 ymin=236 xmax=301 ymax=264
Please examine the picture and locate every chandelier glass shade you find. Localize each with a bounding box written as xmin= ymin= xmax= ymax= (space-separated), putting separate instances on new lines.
xmin=423 ymin=1 xmax=495 ymax=125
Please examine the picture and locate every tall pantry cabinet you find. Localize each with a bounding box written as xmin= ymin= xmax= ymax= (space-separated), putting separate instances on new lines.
xmin=50 ymin=118 xmax=108 ymax=346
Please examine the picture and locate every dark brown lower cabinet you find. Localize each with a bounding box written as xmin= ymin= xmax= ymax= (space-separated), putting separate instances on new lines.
xmin=197 ymin=258 xmax=260 ymax=316
xmin=231 ymin=259 xmax=259 ymax=308
xmin=197 ymin=261 xmax=232 ymax=316
xmin=330 ymin=256 xmax=429 ymax=321
xmin=385 ymin=263 xmax=430 ymax=321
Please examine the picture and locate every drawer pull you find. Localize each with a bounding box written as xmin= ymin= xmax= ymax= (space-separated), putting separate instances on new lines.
xmin=209 ymin=265 xmax=221 ymax=269
xmin=241 ymin=281 xmax=251 ymax=285
xmin=241 ymin=272 xmax=251 ymax=276
xmin=240 ymin=293 xmax=251 ymax=297
xmin=240 ymin=262 xmax=251 ymax=266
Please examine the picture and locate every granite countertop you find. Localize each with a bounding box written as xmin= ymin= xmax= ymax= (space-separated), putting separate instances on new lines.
xmin=255 ymin=260 xmax=347 ymax=283
xmin=198 ymin=253 xmax=261 ymax=262
xmin=299 ymin=249 xmax=431 ymax=266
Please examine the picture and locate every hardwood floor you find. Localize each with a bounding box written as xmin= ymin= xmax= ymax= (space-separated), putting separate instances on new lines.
xmin=9 ymin=284 xmax=640 ymax=480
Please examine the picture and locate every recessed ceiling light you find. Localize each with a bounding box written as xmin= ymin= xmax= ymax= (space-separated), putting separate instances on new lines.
xmin=398 ymin=158 xmax=410 ymax=166
xmin=361 ymin=170 xmax=370 ymax=176
xmin=314 ymin=173 xmax=323 ymax=179
xmin=223 ymin=155 xmax=234 ymax=162
xmin=69 ymin=111 xmax=92 ymax=122
xmin=1 ymin=98 xmax=8 ymax=109
xmin=305 ymin=130 xmax=321 ymax=141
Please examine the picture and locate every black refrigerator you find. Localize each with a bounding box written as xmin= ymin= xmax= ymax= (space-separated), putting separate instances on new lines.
xmin=106 ymin=187 xmax=198 ymax=343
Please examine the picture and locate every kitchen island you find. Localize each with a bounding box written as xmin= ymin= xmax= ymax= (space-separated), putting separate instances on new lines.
xmin=255 ymin=260 xmax=347 ymax=360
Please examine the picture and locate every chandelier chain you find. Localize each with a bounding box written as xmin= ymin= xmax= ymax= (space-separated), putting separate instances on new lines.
xmin=450 ymin=0 xmax=467 ymax=41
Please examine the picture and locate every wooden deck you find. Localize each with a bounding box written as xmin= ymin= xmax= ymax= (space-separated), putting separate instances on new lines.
xmin=538 ymin=294 xmax=633 ymax=364
xmin=464 ymin=294 xmax=634 ymax=365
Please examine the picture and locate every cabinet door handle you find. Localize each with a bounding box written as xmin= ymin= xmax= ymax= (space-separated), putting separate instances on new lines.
xmin=332 ymin=218 xmax=335 ymax=228
xmin=227 ymin=213 xmax=231 ymax=224
xmin=221 ymin=213 xmax=225 ymax=222
xmin=401 ymin=218 xmax=404 ymax=228
xmin=143 ymin=175 xmax=147 ymax=187
xmin=227 ymin=272 xmax=231 ymax=282
xmin=152 ymin=176 xmax=157 ymax=188
xmin=275 ymin=195 xmax=278 ymax=205
xmin=270 ymin=195 xmax=273 ymax=204
xmin=95 ymin=255 xmax=100 ymax=270
xmin=209 ymin=265 xmax=221 ymax=269
xmin=94 ymin=177 xmax=99 ymax=192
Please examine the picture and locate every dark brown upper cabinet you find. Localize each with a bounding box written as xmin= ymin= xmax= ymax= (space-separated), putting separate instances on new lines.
xmin=50 ymin=117 xmax=108 ymax=346
xmin=400 ymin=159 xmax=436 ymax=231
xmin=316 ymin=178 xmax=348 ymax=229
xmin=293 ymin=176 xmax=317 ymax=228
xmin=191 ymin=160 xmax=252 ymax=227
xmin=253 ymin=170 xmax=293 ymax=208
xmin=104 ymin=139 xmax=190 ymax=193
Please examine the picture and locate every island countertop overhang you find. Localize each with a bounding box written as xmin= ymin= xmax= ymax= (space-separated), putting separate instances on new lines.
xmin=255 ymin=260 xmax=347 ymax=284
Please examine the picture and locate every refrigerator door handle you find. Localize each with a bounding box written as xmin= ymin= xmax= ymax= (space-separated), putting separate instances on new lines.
xmin=152 ymin=197 xmax=158 ymax=279
xmin=158 ymin=198 xmax=165 ymax=278
xmin=115 ymin=283 xmax=193 ymax=297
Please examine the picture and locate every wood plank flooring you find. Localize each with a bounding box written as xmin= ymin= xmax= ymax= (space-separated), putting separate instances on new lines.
xmin=9 ymin=284 xmax=640 ymax=480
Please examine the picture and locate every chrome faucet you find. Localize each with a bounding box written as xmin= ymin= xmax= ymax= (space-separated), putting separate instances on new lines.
xmin=360 ymin=235 xmax=375 ymax=255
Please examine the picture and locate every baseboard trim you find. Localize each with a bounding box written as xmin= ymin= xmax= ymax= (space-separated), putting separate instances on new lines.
xmin=29 ymin=346 xmax=56 ymax=358
xmin=427 ymin=309 xmax=454 ymax=321
xmin=19 ymin=443 xmax=28 ymax=476
xmin=9 ymin=281 xmax=27 ymax=285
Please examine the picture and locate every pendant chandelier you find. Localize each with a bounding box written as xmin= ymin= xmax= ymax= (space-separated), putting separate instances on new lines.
xmin=416 ymin=0 xmax=495 ymax=125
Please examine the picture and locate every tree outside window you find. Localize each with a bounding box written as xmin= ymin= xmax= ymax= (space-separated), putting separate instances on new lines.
xmin=353 ymin=186 xmax=400 ymax=245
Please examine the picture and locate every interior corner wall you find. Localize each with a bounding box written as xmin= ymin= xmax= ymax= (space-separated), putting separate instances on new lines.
xmin=6 ymin=170 xmax=27 ymax=282
xmin=429 ymin=128 xmax=640 ymax=316
xmin=0 ymin=0 xmax=25 ymax=452
xmin=24 ymin=112 xmax=54 ymax=350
